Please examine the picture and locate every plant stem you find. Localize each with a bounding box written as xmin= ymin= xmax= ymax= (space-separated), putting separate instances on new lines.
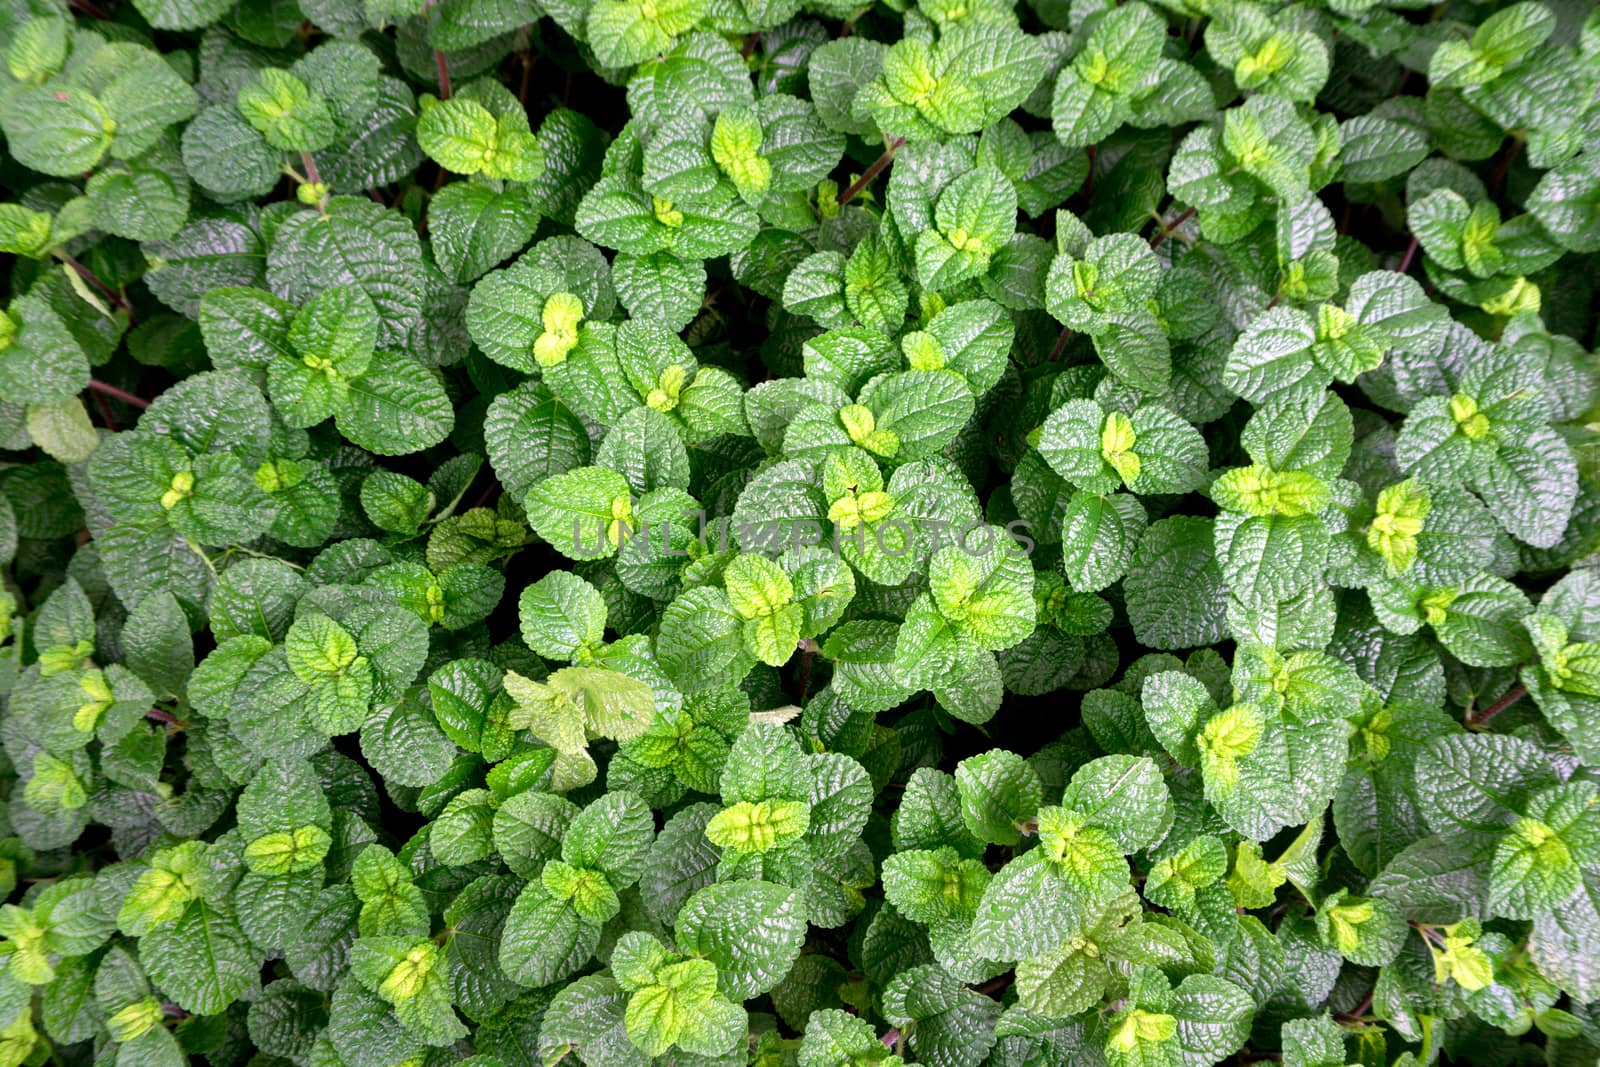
xmin=1336 ymin=990 xmax=1374 ymax=1023
xmin=838 ymin=137 xmax=906 ymax=207
xmin=1410 ymin=920 xmax=1447 ymax=947
xmin=55 ymin=252 xmax=126 ymax=309
xmin=1046 ymin=324 xmax=1074 ymax=362
xmin=89 ymin=388 xmax=119 ymax=431
xmin=300 ymin=151 xmax=330 ymax=212
xmin=435 ymin=47 xmax=453 ymax=99
xmin=1150 ymin=205 xmax=1196 ymax=249
xmin=1470 ymin=683 xmax=1526 ymax=727
xmin=880 ymin=1029 xmax=899 ymax=1050
xmin=87 ymin=379 xmax=150 ymax=410
xmin=974 ymin=972 xmax=1012 ymax=997
xmin=418 ymin=0 xmax=452 ymax=99
xmin=1396 ymin=236 xmax=1419 ymax=274
xmin=796 ymin=638 xmax=817 ymax=704
xmin=471 ymin=475 xmax=502 ymax=511
xmin=185 ymin=538 xmax=219 ymax=577
xmin=518 ymin=50 xmax=535 ymax=105
xmin=1488 ymin=134 xmax=1523 ymax=197
xmin=146 ymin=707 xmax=183 ymax=727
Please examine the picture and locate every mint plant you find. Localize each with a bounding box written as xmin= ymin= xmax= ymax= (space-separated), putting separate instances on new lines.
xmin=2 ymin=0 xmax=1600 ymax=1064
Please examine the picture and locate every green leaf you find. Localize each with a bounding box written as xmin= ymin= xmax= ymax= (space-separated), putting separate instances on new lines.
xmin=955 ymin=750 xmax=1041 ymax=847
xmin=268 ymin=198 xmax=425 ymax=348
xmin=1061 ymin=755 xmax=1172 ymax=854
xmin=428 ymin=658 xmax=514 ymax=759
xmin=429 ymin=181 xmax=540 ymax=284
xmin=881 ymin=847 xmax=989 ymax=925
xmin=417 ymin=96 xmax=544 ymax=181
xmin=121 ymin=590 xmax=194 ymax=698
xmin=563 ymin=789 xmax=656 ymax=887
xmin=238 ymin=69 xmax=337 ymax=152
xmin=0 ymin=86 xmax=114 ymax=177
xmin=915 ymin=165 xmax=1018 ymax=290
xmin=1125 ymin=516 xmax=1229 ymax=651
xmin=519 ymin=572 xmax=607 ymax=661
xmin=498 ymin=881 xmax=601 ymax=988
xmin=85 ymin=145 xmax=191 ymax=243
xmin=576 ymin=173 xmax=758 ymax=260
xmin=526 ymin=466 xmax=635 ymax=561
xmin=139 ymin=901 xmax=260 ymax=1014
xmin=1415 ymin=732 xmax=1558 ymax=838
xmin=1167 ymin=974 xmax=1254 ymax=1064
xmin=1051 ymin=3 xmax=1165 ymax=147
xmin=658 ymin=585 xmax=755 ymax=693
xmin=130 ymin=0 xmax=234 ymax=28
xmin=800 ymin=1008 xmax=905 ymax=1067
xmin=1526 ymin=154 xmax=1600 ymax=253
xmin=613 ymin=251 xmax=706 ymax=333
xmin=1487 ymin=781 xmax=1598 ymax=918
xmin=0 ymin=295 xmax=90 ymax=405
xmin=674 ymin=879 xmax=807 ymax=999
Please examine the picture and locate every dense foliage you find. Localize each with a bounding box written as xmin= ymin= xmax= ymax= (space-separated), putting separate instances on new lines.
xmin=2 ymin=0 xmax=1600 ymax=1062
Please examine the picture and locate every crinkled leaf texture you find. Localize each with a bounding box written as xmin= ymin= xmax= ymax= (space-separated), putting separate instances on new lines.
xmin=1 ymin=2 xmax=1599 ymax=1067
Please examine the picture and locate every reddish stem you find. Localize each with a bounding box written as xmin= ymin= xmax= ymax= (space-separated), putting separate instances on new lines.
xmin=838 ymin=137 xmax=906 ymax=207
xmin=1471 ymin=684 xmax=1527 ymax=727
xmin=797 ymin=638 xmax=817 ymax=704
xmin=145 ymin=707 xmax=181 ymax=726
xmin=415 ymin=0 xmax=451 ymax=100
xmin=435 ymin=48 xmax=452 ymax=99
xmin=88 ymin=379 xmax=150 ymax=410
xmin=1150 ymin=205 xmax=1196 ymax=249
xmin=974 ymin=972 xmax=1013 ymax=997
xmin=881 ymin=1029 xmax=900 ymax=1050
xmin=1046 ymin=324 xmax=1074 ymax=362
xmin=90 ymin=388 xmax=119 ymax=431
xmin=59 ymin=253 xmax=126 ymax=308
xmin=1337 ymin=990 xmax=1374 ymax=1023
xmin=1396 ymin=236 xmax=1419 ymax=274
xmin=299 ymin=151 xmax=331 ymax=212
